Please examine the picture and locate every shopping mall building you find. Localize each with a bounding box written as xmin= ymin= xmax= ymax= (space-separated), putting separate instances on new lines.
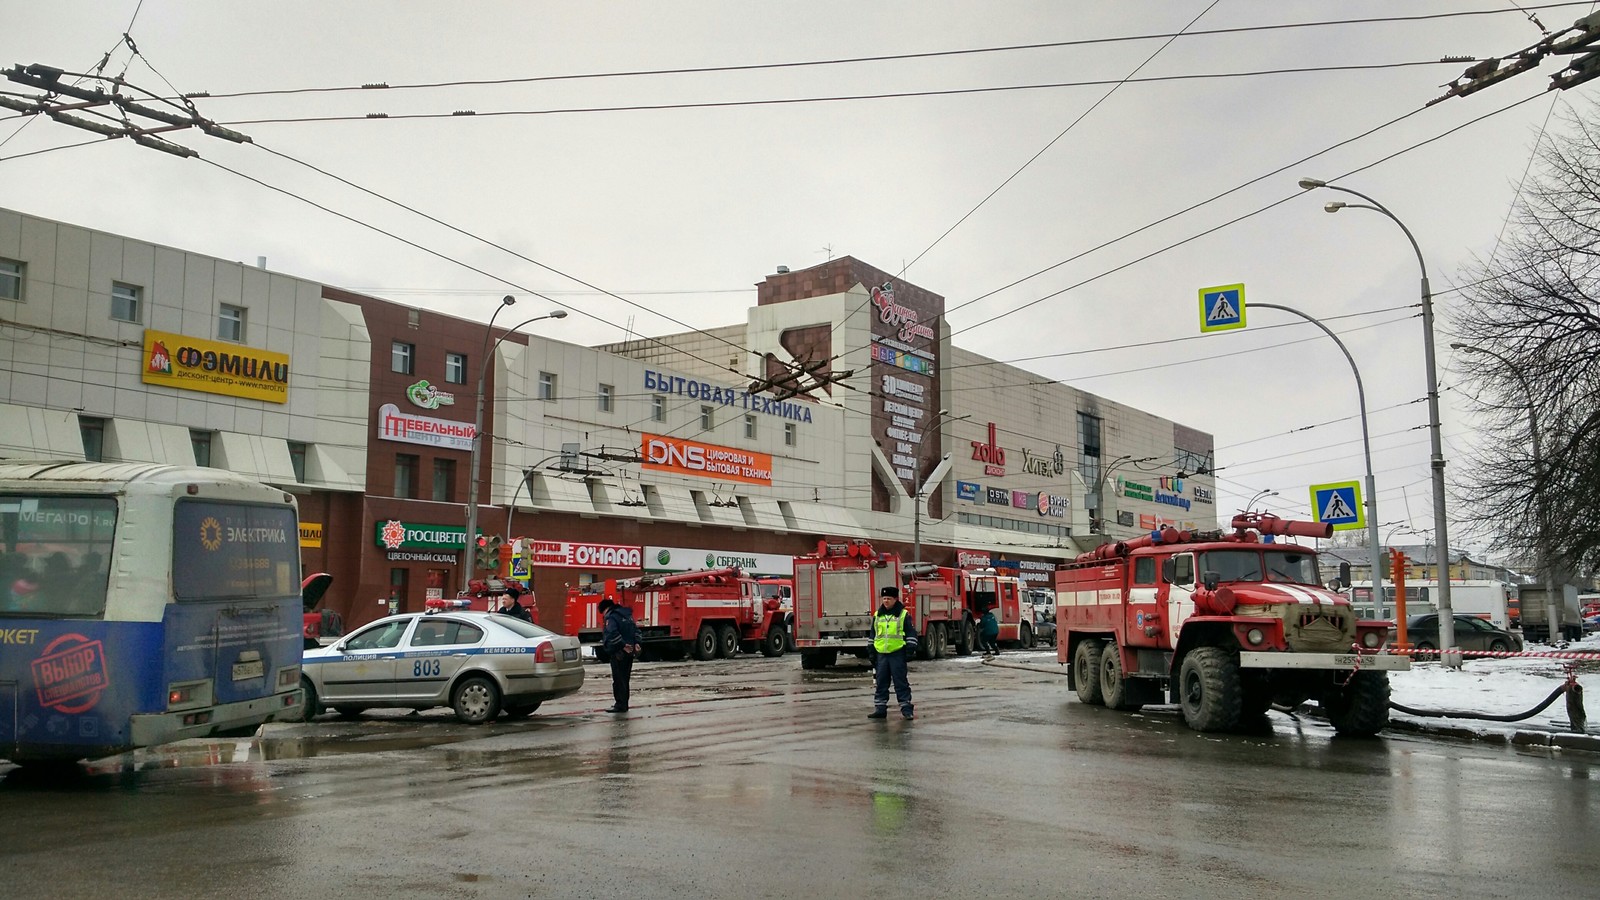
xmin=0 ymin=207 xmax=1217 ymax=629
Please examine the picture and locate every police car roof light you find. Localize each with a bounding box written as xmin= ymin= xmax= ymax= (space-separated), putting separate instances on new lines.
xmin=425 ymin=598 xmax=473 ymax=612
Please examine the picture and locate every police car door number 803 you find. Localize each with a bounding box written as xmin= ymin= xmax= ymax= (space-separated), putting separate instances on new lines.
xmin=413 ymin=659 xmax=442 ymax=677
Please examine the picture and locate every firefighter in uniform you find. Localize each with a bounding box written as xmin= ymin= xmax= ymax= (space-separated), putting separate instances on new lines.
xmin=868 ymin=585 xmax=918 ymax=720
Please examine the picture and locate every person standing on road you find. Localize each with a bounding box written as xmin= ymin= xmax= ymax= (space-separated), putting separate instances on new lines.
xmin=599 ymin=596 xmax=642 ymax=714
xmin=869 ymin=586 xmax=918 ymax=720
xmin=979 ymin=604 xmax=1000 ymax=656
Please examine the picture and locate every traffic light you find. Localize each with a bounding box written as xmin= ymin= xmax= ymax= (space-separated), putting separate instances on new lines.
xmin=475 ymin=534 xmax=503 ymax=572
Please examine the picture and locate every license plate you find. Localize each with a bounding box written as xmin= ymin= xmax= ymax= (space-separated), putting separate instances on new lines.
xmin=232 ymin=659 xmax=265 ymax=681
xmin=562 ymin=648 xmax=578 ymax=661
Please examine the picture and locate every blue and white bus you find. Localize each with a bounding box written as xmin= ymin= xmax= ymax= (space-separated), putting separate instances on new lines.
xmin=0 ymin=462 xmax=304 ymax=765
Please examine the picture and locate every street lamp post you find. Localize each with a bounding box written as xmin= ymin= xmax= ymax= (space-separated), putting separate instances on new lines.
xmin=1298 ymin=178 xmax=1457 ymax=660
xmin=1251 ymin=301 xmax=1384 ymax=620
xmin=1245 ymin=488 xmax=1278 ymax=510
xmin=1452 ymin=342 xmax=1563 ymax=643
xmin=461 ymin=300 xmax=567 ymax=592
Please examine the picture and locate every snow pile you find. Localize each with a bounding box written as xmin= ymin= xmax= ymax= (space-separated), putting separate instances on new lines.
xmin=1387 ymin=633 xmax=1600 ymax=733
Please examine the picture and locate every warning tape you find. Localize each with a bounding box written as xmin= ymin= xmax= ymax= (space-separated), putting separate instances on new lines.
xmin=1393 ymin=648 xmax=1600 ymax=660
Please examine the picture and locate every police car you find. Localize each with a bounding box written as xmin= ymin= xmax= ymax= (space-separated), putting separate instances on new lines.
xmin=299 ymin=599 xmax=584 ymax=724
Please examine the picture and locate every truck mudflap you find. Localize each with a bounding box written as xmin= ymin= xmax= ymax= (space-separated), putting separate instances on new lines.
xmin=1239 ymin=651 xmax=1410 ymax=671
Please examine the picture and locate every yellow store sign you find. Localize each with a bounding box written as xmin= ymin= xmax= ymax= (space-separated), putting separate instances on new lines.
xmin=141 ymin=329 xmax=290 ymax=403
xmin=299 ymin=523 xmax=323 ymax=548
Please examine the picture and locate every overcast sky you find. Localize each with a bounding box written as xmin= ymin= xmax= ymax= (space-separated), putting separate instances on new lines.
xmin=3 ymin=1 xmax=1592 ymax=559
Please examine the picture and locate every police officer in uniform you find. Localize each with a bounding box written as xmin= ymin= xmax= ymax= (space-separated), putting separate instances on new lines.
xmin=868 ymin=585 xmax=919 ymax=720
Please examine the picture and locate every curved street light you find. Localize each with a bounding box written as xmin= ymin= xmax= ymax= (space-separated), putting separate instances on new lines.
xmin=1452 ymin=341 xmax=1563 ymax=643
xmin=1298 ymin=177 xmax=1457 ymax=658
xmin=461 ymin=300 xmax=568 ymax=592
xmin=1245 ymin=488 xmax=1278 ymax=510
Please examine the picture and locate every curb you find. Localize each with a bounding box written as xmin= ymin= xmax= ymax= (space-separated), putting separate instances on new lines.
xmin=1384 ymin=716 xmax=1599 ymax=754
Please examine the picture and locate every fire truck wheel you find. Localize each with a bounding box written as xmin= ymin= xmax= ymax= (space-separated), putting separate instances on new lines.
xmin=954 ymin=620 xmax=975 ymax=656
xmin=452 ymin=675 xmax=502 ymax=725
xmin=1323 ymin=671 xmax=1390 ymax=737
xmin=915 ymin=627 xmax=935 ymax=660
xmin=761 ymin=626 xmax=787 ymax=658
xmin=693 ymin=625 xmax=719 ymax=661
xmin=1177 ymin=647 xmax=1242 ymax=732
xmin=716 ymin=624 xmax=740 ymax=658
xmin=931 ymin=623 xmax=948 ymax=659
xmin=1099 ymin=643 xmax=1143 ymax=711
xmin=299 ymin=676 xmax=321 ymax=722
xmin=1073 ymin=640 xmax=1105 ymax=706
xmin=1020 ymin=622 xmax=1035 ymax=649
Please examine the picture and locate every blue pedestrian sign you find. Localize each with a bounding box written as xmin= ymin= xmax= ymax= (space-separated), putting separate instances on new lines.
xmin=1198 ymin=283 xmax=1247 ymax=333
xmin=1309 ymin=480 xmax=1364 ymax=531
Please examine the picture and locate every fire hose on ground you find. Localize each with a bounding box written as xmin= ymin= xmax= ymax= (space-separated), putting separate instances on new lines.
xmin=978 ymin=650 xmax=1592 ymax=732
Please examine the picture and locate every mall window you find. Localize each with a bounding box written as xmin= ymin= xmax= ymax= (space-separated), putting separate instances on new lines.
xmin=700 ymin=405 xmax=715 ymax=432
xmin=111 ymin=282 xmax=142 ymax=323
xmin=785 ymin=422 xmax=796 ymax=447
xmin=80 ymin=416 xmax=106 ymax=462
xmin=432 ymin=458 xmax=456 ymax=502
xmin=191 ymin=430 xmax=214 ymax=467
xmin=288 ymin=441 xmax=308 ymax=483
xmin=445 ymin=352 xmax=466 ymax=385
xmin=1 ymin=258 xmax=23 ymax=301
xmin=1078 ymin=411 xmax=1102 ymax=500
xmin=955 ymin=512 xmax=1069 ymax=540
xmin=392 ymin=341 xmax=415 ymax=375
xmin=598 ymin=383 xmax=614 ymax=413
xmin=395 ymin=453 xmax=418 ymax=499
xmin=744 ymin=414 xmax=757 ymax=439
xmin=652 ymin=395 xmax=667 ymax=422
xmin=218 ymin=304 xmax=246 ymax=342
xmin=538 ymin=371 xmax=557 ymax=401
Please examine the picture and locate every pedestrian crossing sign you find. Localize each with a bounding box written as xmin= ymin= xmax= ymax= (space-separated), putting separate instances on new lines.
xmin=1198 ymin=283 xmax=1246 ymax=333
xmin=1309 ymin=480 xmax=1364 ymax=531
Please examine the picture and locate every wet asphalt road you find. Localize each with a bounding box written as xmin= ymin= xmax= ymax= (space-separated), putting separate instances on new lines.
xmin=1 ymin=650 xmax=1596 ymax=899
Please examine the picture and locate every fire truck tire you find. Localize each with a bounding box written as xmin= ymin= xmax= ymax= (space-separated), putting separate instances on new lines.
xmin=954 ymin=620 xmax=975 ymax=656
xmin=1020 ymin=622 xmax=1035 ymax=649
xmin=1099 ymin=644 xmax=1143 ymax=711
xmin=693 ymin=625 xmax=719 ymax=661
xmin=299 ymin=676 xmax=321 ymax=722
xmin=800 ymin=649 xmax=837 ymax=670
xmin=931 ymin=623 xmax=948 ymax=659
xmin=452 ymin=676 xmax=502 ymax=725
xmin=1073 ymin=640 xmax=1105 ymax=706
xmin=1323 ymin=671 xmax=1390 ymax=737
xmin=716 ymin=624 xmax=740 ymax=658
xmin=915 ymin=630 xmax=934 ymax=660
xmin=1177 ymin=647 xmax=1242 ymax=732
xmin=761 ymin=626 xmax=788 ymax=657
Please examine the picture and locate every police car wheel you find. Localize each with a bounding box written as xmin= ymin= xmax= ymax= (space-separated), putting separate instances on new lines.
xmin=452 ymin=676 xmax=502 ymax=725
xmin=298 ymin=676 xmax=320 ymax=722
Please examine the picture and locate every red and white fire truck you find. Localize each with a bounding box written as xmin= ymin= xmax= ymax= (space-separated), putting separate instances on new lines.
xmin=1055 ymin=513 xmax=1408 ymax=736
xmin=565 ymin=567 xmax=789 ymax=661
xmin=903 ymin=564 xmax=1037 ymax=651
xmin=792 ymin=540 xmax=905 ymax=669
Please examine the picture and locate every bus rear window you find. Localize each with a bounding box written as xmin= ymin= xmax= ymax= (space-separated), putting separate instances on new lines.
xmin=0 ymin=495 xmax=117 ymax=616
xmin=173 ymin=501 xmax=298 ymax=601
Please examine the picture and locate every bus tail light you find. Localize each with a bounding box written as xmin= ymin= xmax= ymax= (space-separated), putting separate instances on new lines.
xmin=167 ymin=680 xmax=211 ymax=711
xmin=277 ymin=665 xmax=300 ymax=688
xmin=535 ymin=643 xmax=556 ymax=663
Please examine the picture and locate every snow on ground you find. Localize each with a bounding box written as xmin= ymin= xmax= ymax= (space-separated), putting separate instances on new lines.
xmin=1387 ymin=633 xmax=1600 ymax=733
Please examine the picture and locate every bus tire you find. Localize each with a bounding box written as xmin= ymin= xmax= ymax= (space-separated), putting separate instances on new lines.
xmin=1178 ymin=647 xmax=1241 ymax=732
xmin=761 ymin=626 xmax=787 ymax=658
xmin=1099 ymin=643 xmax=1144 ymax=712
xmin=299 ymin=676 xmax=320 ymax=722
xmin=716 ymin=624 xmax=739 ymax=658
xmin=693 ymin=625 xmax=718 ymax=661
xmin=1074 ymin=640 xmax=1105 ymax=706
xmin=452 ymin=675 xmax=501 ymax=725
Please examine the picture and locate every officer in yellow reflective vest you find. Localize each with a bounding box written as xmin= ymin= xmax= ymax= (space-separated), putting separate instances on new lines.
xmin=868 ymin=586 xmax=919 ymax=720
